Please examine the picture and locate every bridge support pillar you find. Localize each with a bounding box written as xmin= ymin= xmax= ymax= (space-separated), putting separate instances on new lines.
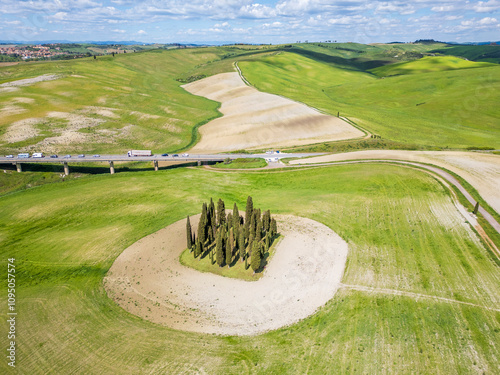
xmin=109 ymin=161 xmax=115 ymax=175
xmin=154 ymin=160 xmax=158 ymax=171
xmin=63 ymin=162 xmax=69 ymax=175
xmin=15 ymin=162 xmax=22 ymax=173
xmin=197 ymin=160 xmax=201 ymax=166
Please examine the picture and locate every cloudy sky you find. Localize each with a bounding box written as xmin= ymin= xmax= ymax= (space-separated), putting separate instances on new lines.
xmin=1 ymin=0 xmax=499 ymax=44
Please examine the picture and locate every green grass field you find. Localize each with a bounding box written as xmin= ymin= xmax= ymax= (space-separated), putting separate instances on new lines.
xmin=1 ymin=164 xmax=499 ymax=373
xmin=431 ymin=44 xmax=500 ymax=64
xmin=213 ymin=158 xmax=267 ymax=169
xmin=239 ymin=51 xmax=500 ymax=149
xmin=370 ymin=55 xmax=496 ymax=77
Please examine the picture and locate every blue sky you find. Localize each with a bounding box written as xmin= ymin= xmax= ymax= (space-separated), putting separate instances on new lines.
xmin=1 ymin=0 xmax=499 ymax=44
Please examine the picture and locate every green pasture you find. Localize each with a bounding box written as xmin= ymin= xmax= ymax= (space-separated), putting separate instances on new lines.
xmin=431 ymin=44 xmax=500 ymax=64
xmin=370 ymin=55 xmax=496 ymax=77
xmin=1 ymin=164 xmax=499 ymax=373
xmin=213 ymin=158 xmax=267 ymax=169
xmin=239 ymin=51 xmax=500 ymax=149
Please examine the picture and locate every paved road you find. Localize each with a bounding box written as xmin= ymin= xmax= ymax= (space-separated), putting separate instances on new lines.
xmin=0 ymin=152 xmax=321 ymax=163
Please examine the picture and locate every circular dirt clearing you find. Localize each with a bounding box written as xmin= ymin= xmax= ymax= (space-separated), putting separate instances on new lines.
xmin=104 ymin=215 xmax=348 ymax=336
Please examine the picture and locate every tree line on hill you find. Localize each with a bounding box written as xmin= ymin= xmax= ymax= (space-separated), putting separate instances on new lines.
xmin=186 ymin=196 xmax=278 ymax=273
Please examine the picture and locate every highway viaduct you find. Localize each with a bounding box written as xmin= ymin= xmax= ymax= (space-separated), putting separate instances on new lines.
xmin=0 ymin=152 xmax=321 ymax=175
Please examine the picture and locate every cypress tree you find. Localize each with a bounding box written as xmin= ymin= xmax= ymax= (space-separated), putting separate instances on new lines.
xmin=265 ymin=233 xmax=270 ymax=252
xmin=251 ymin=241 xmax=261 ymax=273
xmin=186 ymin=215 xmax=193 ymax=250
xmin=209 ymin=198 xmax=215 ymax=225
xmin=216 ymin=229 xmax=224 ymax=267
xmin=249 ymin=212 xmax=256 ymax=240
xmin=217 ymin=198 xmax=226 ymax=227
xmin=270 ymin=218 xmax=277 ymax=238
xmin=197 ymin=208 xmax=207 ymax=245
xmin=255 ymin=220 xmax=262 ymax=243
xmin=248 ymin=233 xmax=254 ymax=255
xmin=233 ymin=203 xmax=240 ymax=229
xmin=227 ymin=213 xmax=233 ymax=231
xmin=263 ymin=210 xmax=271 ymax=232
xmin=245 ymin=196 xmax=253 ymax=234
xmin=226 ymin=228 xmax=234 ymax=266
xmin=238 ymin=230 xmax=245 ymax=262
xmin=194 ymin=239 xmax=202 ymax=258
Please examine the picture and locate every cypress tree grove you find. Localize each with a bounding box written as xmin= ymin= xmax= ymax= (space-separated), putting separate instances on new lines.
xmin=216 ymin=229 xmax=224 ymax=267
xmin=251 ymin=241 xmax=261 ymax=273
xmin=238 ymin=230 xmax=245 ymax=262
xmin=186 ymin=215 xmax=193 ymax=250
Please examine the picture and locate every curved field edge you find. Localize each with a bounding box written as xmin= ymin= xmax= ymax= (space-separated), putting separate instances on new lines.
xmin=0 ymin=164 xmax=499 ymax=373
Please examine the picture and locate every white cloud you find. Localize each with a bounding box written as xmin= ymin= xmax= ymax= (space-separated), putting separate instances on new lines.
xmin=239 ymin=3 xmax=275 ymax=18
xmin=137 ymin=29 xmax=147 ymax=34
xmin=478 ymin=16 xmax=498 ymax=24
xmin=473 ymin=0 xmax=500 ymax=13
xmin=112 ymin=28 xmax=126 ymax=33
xmin=431 ymin=5 xmax=456 ymax=12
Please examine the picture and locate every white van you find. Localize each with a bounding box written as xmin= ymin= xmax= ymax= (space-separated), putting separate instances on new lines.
xmin=32 ymin=153 xmax=44 ymax=158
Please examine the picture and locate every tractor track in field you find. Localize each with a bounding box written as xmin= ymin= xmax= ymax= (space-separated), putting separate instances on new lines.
xmin=340 ymin=284 xmax=500 ymax=312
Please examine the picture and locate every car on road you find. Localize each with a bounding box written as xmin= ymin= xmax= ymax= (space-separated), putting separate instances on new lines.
xmin=173 ymin=154 xmax=179 ymax=157
xmin=93 ymin=154 xmax=100 ymax=158
xmin=161 ymin=153 xmax=169 ymax=156
xmin=77 ymin=154 xmax=85 ymax=158
xmin=50 ymin=155 xmax=58 ymax=158
xmin=6 ymin=155 xmax=13 ymax=158
xmin=63 ymin=155 xmax=71 ymax=158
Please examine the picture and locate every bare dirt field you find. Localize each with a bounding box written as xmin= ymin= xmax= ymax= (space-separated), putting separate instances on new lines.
xmin=182 ymin=72 xmax=363 ymax=153
xmin=290 ymin=150 xmax=500 ymax=215
xmin=104 ymin=214 xmax=348 ymax=336
xmin=0 ymin=73 xmax=61 ymax=88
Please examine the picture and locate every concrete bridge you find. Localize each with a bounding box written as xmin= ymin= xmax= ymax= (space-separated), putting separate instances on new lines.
xmin=0 ymin=152 xmax=321 ymax=175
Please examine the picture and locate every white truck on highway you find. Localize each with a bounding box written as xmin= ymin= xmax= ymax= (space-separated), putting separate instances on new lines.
xmin=32 ymin=153 xmax=44 ymax=158
xmin=127 ymin=150 xmax=152 ymax=157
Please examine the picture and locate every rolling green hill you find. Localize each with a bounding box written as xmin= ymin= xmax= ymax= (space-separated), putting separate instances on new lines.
xmin=1 ymin=164 xmax=499 ymax=373
xmin=370 ymin=55 xmax=496 ymax=77
xmin=0 ymin=46 xmax=279 ymax=155
xmin=240 ymin=50 xmax=500 ymax=149
xmin=431 ymin=44 xmax=500 ymax=64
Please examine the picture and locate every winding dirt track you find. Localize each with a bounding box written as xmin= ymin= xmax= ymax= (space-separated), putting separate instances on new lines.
xmin=104 ymin=215 xmax=348 ymax=336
